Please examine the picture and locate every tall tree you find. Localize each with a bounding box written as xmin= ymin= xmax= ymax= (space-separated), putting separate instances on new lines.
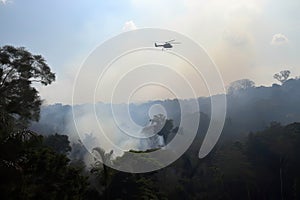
xmin=0 ymin=45 xmax=55 ymax=134
xmin=0 ymin=46 xmax=89 ymax=200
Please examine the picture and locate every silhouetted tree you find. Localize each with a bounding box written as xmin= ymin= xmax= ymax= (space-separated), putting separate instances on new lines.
xmin=0 ymin=45 xmax=55 ymax=136
xmin=150 ymin=114 xmax=176 ymax=145
xmin=91 ymin=147 xmax=114 ymax=199
xmin=227 ymin=79 xmax=255 ymax=95
xmin=274 ymin=70 xmax=290 ymax=84
xmin=0 ymin=130 xmax=88 ymax=199
xmin=0 ymin=46 xmax=89 ymax=199
xmin=44 ymin=133 xmax=72 ymax=155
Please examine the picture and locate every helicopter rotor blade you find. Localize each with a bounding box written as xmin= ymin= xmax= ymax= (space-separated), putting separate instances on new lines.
xmin=166 ymin=39 xmax=176 ymax=43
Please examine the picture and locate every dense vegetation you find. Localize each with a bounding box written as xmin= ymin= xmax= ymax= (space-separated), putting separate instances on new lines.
xmin=0 ymin=46 xmax=87 ymax=199
xmin=1 ymin=45 xmax=300 ymax=199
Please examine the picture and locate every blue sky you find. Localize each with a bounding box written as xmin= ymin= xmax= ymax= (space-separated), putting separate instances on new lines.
xmin=1 ymin=0 xmax=299 ymax=104
xmin=0 ymin=1 xmax=133 ymax=69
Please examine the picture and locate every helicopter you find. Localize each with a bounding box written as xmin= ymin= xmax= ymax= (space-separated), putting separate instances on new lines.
xmin=154 ymin=39 xmax=180 ymax=50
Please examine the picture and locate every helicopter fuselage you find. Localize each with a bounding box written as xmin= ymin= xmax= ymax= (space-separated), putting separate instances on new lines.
xmin=154 ymin=42 xmax=173 ymax=49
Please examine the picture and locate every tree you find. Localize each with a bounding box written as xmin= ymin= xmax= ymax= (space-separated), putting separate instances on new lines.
xmin=149 ymin=114 xmax=176 ymax=145
xmin=20 ymin=144 xmax=88 ymax=199
xmin=91 ymin=147 xmax=114 ymax=199
xmin=273 ymin=70 xmax=290 ymax=84
xmin=227 ymin=79 xmax=255 ymax=95
xmin=0 ymin=45 xmax=55 ymax=132
xmin=245 ymin=122 xmax=300 ymax=200
xmin=0 ymin=46 xmax=89 ymax=199
xmin=213 ymin=142 xmax=255 ymax=200
xmin=91 ymin=148 xmax=166 ymax=200
xmin=0 ymin=130 xmax=88 ymax=199
xmin=152 ymin=114 xmax=174 ymax=142
xmin=44 ymin=133 xmax=72 ymax=155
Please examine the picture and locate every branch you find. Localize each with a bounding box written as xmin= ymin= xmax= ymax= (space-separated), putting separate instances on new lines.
xmin=0 ymin=66 xmax=15 ymax=87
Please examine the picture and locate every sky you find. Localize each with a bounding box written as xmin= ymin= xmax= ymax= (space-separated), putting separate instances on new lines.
xmin=1 ymin=0 xmax=300 ymax=104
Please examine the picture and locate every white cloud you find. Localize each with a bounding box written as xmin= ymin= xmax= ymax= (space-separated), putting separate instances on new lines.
xmin=1 ymin=0 xmax=9 ymax=4
xmin=122 ymin=21 xmax=137 ymax=32
xmin=271 ymin=33 xmax=289 ymax=45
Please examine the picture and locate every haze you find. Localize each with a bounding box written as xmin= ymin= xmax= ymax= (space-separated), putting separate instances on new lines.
xmin=1 ymin=0 xmax=299 ymax=104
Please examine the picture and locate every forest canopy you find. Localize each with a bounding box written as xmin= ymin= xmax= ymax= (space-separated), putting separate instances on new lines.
xmin=1 ymin=45 xmax=300 ymax=199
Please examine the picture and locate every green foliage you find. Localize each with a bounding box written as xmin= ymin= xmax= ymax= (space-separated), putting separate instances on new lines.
xmin=0 ymin=45 xmax=55 ymax=129
xmin=0 ymin=130 xmax=88 ymax=200
xmin=245 ymin=122 xmax=300 ymax=199
xmin=0 ymin=46 xmax=88 ymax=200
xmin=2 ymin=45 xmax=300 ymax=199
xmin=44 ymin=133 xmax=71 ymax=155
xmin=83 ymin=121 xmax=300 ymax=200
xmin=21 ymin=147 xmax=88 ymax=200
xmin=90 ymin=148 xmax=167 ymax=200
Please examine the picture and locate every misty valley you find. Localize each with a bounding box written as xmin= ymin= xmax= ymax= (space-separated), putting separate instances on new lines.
xmin=1 ymin=45 xmax=300 ymax=199
xmin=1 ymin=1 xmax=300 ymax=196
xmin=19 ymin=77 xmax=300 ymax=199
